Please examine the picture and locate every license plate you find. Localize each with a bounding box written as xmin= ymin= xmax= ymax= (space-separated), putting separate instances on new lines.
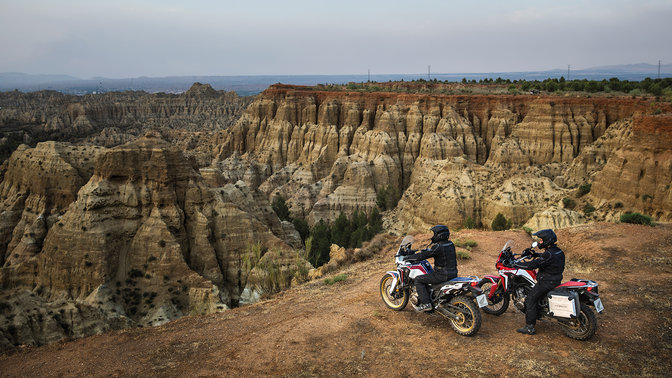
xmin=594 ymin=298 xmax=604 ymax=313
xmin=476 ymin=294 xmax=488 ymax=308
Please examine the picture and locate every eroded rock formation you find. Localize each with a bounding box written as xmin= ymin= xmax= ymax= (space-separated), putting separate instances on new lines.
xmin=0 ymin=83 xmax=252 ymax=162
xmin=0 ymin=136 xmax=307 ymax=349
xmin=212 ymin=85 xmax=672 ymax=231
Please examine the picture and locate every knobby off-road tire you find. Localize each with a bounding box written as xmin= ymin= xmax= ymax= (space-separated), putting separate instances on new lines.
xmin=380 ymin=273 xmax=409 ymax=311
xmin=478 ymin=281 xmax=510 ymax=316
xmin=563 ymin=304 xmax=597 ymax=340
xmin=447 ymin=295 xmax=482 ymax=336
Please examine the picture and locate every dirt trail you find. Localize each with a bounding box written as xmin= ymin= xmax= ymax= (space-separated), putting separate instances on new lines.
xmin=1 ymin=223 xmax=671 ymax=376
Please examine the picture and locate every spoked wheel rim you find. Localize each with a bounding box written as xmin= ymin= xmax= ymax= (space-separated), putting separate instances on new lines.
xmin=563 ymin=306 xmax=597 ymax=340
xmin=569 ymin=311 xmax=589 ymax=333
xmin=380 ymin=275 xmax=407 ymax=310
xmin=451 ymin=301 xmax=475 ymax=332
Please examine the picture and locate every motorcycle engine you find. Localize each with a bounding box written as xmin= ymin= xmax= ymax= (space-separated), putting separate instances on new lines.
xmin=410 ymin=289 xmax=419 ymax=309
xmin=513 ymin=287 xmax=527 ymax=312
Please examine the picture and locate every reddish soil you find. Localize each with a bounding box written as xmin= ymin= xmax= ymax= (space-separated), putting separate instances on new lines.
xmin=1 ymin=223 xmax=671 ymax=376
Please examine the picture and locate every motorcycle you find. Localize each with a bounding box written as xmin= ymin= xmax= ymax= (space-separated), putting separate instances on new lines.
xmin=379 ymin=235 xmax=489 ymax=336
xmin=478 ymin=240 xmax=604 ymax=340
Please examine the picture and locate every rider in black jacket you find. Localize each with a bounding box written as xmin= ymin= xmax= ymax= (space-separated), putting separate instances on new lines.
xmin=404 ymin=225 xmax=458 ymax=312
xmin=511 ymin=229 xmax=565 ymax=335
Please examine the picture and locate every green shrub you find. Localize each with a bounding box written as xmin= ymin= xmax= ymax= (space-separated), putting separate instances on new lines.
xmin=577 ymin=183 xmax=592 ymax=197
xmin=272 ymin=195 xmax=291 ymax=221
xmin=583 ymin=203 xmax=596 ymax=214
xmin=642 ymin=194 xmax=653 ymax=202
xmin=620 ymin=212 xmax=654 ymax=226
xmin=292 ymin=218 xmax=310 ymax=243
xmin=454 ymin=239 xmax=478 ymax=249
xmin=562 ymin=197 xmax=576 ymax=209
xmin=614 ymin=202 xmax=623 ymax=209
xmin=491 ymin=213 xmax=511 ymax=231
xmin=456 ymin=250 xmax=471 ymax=260
xmin=463 ymin=216 xmax=476 ymax=229
xmin=324 ymin=273 xmax=348 ymax=285
xmin=522 ymin=226 xmax=533 ymax=235
xmin=376 ymin=185 xmax=401 ymax=211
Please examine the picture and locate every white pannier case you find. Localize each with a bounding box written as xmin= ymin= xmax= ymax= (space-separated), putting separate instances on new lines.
xmin=547 ymin=290 xmax=579 ymax=318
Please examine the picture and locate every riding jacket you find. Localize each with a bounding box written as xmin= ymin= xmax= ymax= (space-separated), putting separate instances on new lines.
xmin=406 ymin=241 xmax=458 ymax=276
xmin=514 ymin=245 xmax=565 ymax=283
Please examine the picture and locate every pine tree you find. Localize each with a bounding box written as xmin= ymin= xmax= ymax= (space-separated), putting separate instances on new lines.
xmin=491 ymin=213 xmax=509 ymax=231
xmin=271 ymin=195 xmax=290 ymax=221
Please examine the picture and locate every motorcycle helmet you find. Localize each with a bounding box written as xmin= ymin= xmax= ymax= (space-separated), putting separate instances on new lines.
xmin=430 ymin=225 xmax=450 ymax=243
xmin=532 ymin=229 xmax=557 ymax=249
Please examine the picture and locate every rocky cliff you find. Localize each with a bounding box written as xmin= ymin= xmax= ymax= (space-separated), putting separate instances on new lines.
xmin=2 ymin=83 xmax=671 ymax=349
xmin=0 ymin=136 xmax=306 ymax=349
xmin=212 ymin=85 xmax=672 ymax=231
xmin=0 ymin=83 xmax=252 ymax=162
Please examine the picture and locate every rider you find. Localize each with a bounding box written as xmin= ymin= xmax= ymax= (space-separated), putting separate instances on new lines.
xmin=510 ymin=229 xmax=565 ymax=335
xmin=404 ymin=225 xmax=458 ymax=312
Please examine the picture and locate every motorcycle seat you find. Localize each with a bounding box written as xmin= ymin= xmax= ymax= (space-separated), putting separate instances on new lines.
xmin=428 ymin=277 xmax=475 ymax=288
xmin=448 ymin=277 xmax=477 ymax=282
xmin=555 ymin=281 xmax=586 ymax=288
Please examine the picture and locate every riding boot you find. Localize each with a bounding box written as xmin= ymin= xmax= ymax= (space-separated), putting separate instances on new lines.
xmin=516 ymin=324 xmax=536 ymax=335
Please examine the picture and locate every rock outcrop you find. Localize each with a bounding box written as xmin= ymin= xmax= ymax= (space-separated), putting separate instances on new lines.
xmin=0 ymin=136 xmax=309 ymax=349
xmin=212 ymin=85 xmax=672 ymax=230
xmin=0 ymin=83 xmax=252 ymax=162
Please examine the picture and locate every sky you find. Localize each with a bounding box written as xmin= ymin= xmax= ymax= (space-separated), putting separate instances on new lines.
xmin=1 ymin=0 xmax=671 ymax=78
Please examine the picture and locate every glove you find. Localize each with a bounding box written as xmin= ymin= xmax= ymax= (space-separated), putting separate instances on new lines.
xmin=521 ymin=248 xmax=532 ymax=258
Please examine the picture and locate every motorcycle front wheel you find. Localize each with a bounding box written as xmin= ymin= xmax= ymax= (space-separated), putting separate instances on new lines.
xmin=447 ymin=295 xmax=482 ymax=336
xmin=380 ymin=273 xmax=409 ymax=311
xmin=478 ymin=280 xmax=509 ymax=316
xmin=563 ymin=304 xmax=597 ymax=340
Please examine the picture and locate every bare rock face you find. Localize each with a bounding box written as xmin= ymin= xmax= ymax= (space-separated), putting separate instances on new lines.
xmin=213 ymin=85 xmax=670 ymax=231
xmin=587 ymin=114 xmax=672 ymax=221
xmin=523 ymin=206 xmax=586 ymax=230
xmin=0 ymin=136 xmax=308 ymax=349
xmin=0 ymin=142 xmax=102 ymax=267
xmin=0 ymin=84 xmax=252 ymax=163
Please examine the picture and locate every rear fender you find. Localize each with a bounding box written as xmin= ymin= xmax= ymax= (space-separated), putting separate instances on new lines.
xmin=480 ymin=275 xmax=501 ymax=298
xmin=480 ymin=275 xmax=500 ymax=285
xmin=467 ymin=285 xmax=484 ymax=296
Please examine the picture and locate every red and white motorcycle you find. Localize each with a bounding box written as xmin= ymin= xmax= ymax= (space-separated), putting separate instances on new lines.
xmin=478 ymin=240 xmax=604 ymax=340
xmin=379 ymin=236 xmax=488 ymax=336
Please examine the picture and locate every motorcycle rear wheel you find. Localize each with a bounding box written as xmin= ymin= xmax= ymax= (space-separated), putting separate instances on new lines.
xmin=447 ymin=295 xmax=482 ymax=336
xmin=478 ymin=281 xmax=509 ymax=316
xmin=563 ymin=305 xmax=597 ymax=340
xmin=380 ymin=273 xmax=409 ymax=311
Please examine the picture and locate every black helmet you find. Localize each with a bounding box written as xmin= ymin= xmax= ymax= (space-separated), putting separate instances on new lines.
xmin=430 ymin=225 xmax=450 ymax=243
xmin=533 ymin=229 xmax=557 ymax=249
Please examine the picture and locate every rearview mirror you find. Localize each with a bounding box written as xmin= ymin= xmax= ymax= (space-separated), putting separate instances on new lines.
xmin=531 ymin=241 xmax=538 ymax=248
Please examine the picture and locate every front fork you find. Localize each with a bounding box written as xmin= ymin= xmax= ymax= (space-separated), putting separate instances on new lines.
xmin=386 ymin=270 xmax=410 ymax=299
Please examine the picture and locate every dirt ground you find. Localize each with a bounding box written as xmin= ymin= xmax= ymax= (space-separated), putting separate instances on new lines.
xmin=1 ymin=222 xmax=671 ymax=377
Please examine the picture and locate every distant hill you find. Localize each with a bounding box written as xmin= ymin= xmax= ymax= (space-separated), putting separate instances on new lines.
xmin=582 ymin=63 xmax=672 ymax=74
xmin=0 ymin=72 xmax=81 ymax=87
xmin=2 ymin=63 xmax=670 ymax=95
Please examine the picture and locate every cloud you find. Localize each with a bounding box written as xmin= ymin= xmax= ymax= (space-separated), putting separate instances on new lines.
xmin=1 ymin=0 xmax=671 ymax=77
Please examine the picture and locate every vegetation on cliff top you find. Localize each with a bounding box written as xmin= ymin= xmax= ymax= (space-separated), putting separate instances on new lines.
xmin=316 ymin=77 xmax=672 ymax=100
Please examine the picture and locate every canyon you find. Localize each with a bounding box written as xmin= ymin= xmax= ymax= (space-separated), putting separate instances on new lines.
xmin=1 ymin=83 xmax=671 ymax=349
